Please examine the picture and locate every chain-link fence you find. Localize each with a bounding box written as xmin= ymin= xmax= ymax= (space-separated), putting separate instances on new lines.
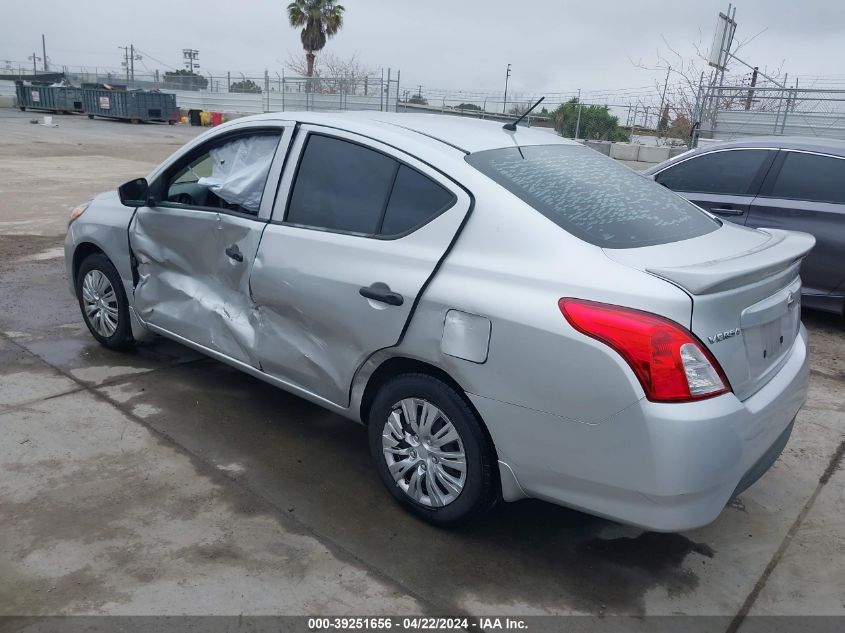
xmin=0 ymin=67 xmax=402 ymax=114
xmin=392 ymin=93 xmax=692 ymax=145
xmin=696 ymin=82 xmax=845 ymax=142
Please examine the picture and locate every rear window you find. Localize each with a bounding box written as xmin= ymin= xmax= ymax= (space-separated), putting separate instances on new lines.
xmin=466 ymin=144 xmax=719 ymax=248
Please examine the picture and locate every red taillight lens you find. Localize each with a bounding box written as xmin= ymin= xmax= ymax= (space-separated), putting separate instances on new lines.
xmin=558 ymin=298 xmax=731 ymax=403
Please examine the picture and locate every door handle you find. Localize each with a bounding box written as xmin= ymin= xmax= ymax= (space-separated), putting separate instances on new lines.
xmin=710 ymin=207 xmax=744 ymax=216
xmin=225 ymin=244 xmax=244 ymax=262
xmin=359 ymin=282 xmax=404 ymax=306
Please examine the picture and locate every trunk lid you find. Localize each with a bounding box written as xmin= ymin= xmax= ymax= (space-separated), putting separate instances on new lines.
xmin=604 ymin=225 xmax=815 ymax=400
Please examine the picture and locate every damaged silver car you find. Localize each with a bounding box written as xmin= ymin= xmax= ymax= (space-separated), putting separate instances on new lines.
xmin=66 ymin=112 xmax=813 ymax=530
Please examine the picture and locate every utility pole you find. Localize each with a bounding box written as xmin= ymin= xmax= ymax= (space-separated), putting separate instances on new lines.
xmin=119 ymin=46 xmax=129 ymax=83
xmin=658 ymin=65 xmax=671 ymax=126
xmin=29 ymin=53 xmax=41 ymax=75
xmin=41 ymin=34 xmax=48 ymax=71
xmin=744 ymin=66 xmax=758 ymax=110
xmin=574 ymin=88 xmax=582 ymax=140
xmin=630 ymin=102 xmax=639 ymax=137
xmin=503 ymin=63 xmax=511 ymax=114
xmin=118 ymin=45 xmax=141 ymax=85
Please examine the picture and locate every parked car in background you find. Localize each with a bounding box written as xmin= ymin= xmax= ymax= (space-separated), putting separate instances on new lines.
xmin=644 ymin=137 xmax=845 ymax=316
xmin=66 ymin=113 xmax=813 ymax=531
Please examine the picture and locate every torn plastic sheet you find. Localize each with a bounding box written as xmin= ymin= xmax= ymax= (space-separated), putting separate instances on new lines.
xmin=198 ymin=135 xmax=279 ymax=212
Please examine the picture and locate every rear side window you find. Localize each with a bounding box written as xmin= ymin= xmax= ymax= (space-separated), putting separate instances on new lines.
xmin=466 ymin=144 xmax=718 ymax=249
xmin=381 ymin=165 xmax=455 ymax=235
xmin=656 ymin=149 xmax=771 ymax=195
xmin=286 ymin=134 xmax=455 ymax=236
xmin=769 ymin=152 xmax=845 ymax=204
xmin=287 ymin=135 xmax=397 ymax=234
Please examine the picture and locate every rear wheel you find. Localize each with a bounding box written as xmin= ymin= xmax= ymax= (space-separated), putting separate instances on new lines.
xmin=368 ymin=373 xmax=498 ymax=526
xmin=76 ymin=254 xmax=134 ymax=351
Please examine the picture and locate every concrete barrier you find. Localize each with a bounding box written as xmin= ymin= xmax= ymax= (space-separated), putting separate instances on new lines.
xmin=584 ymin=140 xmax=612 ymax=156
xmin=609 ymin=143 xmax=640 ymax=161
xmin=636 ymin=145 xmax=671 ymax=163
xmin=669 ymin=146 xmax=691 ymax=158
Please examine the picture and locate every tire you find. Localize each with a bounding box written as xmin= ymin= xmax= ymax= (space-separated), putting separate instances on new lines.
xmin=75 ymin=253 xmax=134 ymax=351
xmin=19 ymin=106 xmax=26 ymax=112
xmin=368 ymin=373 xmax=498 ymax=527
xmin=87 ymin=114 xmax=94 ymax=119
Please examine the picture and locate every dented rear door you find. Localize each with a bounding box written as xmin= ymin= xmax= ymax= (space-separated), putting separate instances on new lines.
xmin=129 ymin=123 xmax=294 ymax=366
xmin=249 ymin=126 xmax=472 ymax=407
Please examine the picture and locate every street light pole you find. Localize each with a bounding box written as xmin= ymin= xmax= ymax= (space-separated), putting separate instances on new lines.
xmin=503 ymin=63 xmax=511 ymax=114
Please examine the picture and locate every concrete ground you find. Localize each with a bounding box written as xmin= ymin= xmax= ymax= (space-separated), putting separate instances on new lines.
xmin=0 ymin=109 xmax=843 ymax=625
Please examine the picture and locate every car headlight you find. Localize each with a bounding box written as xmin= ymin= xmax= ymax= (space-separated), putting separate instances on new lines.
xmin=69 ymin=201 xmax=91 ymax=224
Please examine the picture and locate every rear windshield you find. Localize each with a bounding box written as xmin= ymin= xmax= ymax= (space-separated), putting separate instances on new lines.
xmin=465 ymin=144 xmax=718 ymax=248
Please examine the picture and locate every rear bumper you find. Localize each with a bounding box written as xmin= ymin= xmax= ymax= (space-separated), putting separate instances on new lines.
xmin=470 ymin=324 xmax=809 ymax=532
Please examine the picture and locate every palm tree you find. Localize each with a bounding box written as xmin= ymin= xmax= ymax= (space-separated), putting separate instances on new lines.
xmin=287 ymin=0 xmax=345 ymax=78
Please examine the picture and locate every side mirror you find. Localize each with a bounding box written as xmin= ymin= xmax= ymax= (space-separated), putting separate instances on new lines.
xmin=118 ymin=178 xmax=153 ymax=207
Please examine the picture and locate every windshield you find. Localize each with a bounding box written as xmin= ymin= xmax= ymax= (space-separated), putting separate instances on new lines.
xmin=466 ymin=144 xmax=719 ymax=248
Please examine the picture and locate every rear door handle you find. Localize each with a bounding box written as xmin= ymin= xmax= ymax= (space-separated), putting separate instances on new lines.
xmin=710 ymin=207 xmax=744 ymax=216
xmin=359 ymin=282 xmax=404 ymax=306
xmin=225 ymin=244 xmax=244 ymax=262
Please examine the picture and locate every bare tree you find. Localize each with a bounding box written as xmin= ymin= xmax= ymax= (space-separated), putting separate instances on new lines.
xmin=286 ymin=52 xmax=373 ymax=94
xmin=632 ymin=29 xmax=786 ymax=143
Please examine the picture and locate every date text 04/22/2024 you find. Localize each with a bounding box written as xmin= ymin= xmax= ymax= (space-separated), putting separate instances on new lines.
xmin=308 ymin=617 xmax=528 ymax=630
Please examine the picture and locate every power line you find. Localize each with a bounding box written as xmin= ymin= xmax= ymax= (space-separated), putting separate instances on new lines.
xmin=133 ymin=47 xmax=177 ymax=71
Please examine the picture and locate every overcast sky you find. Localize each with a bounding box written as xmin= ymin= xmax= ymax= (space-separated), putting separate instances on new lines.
xmin=3 ymin=0 xmax=844 ymax=101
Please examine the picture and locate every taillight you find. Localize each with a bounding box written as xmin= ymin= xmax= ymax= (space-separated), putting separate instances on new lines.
xmin=558 ymin=298 xmax=730 ymax=403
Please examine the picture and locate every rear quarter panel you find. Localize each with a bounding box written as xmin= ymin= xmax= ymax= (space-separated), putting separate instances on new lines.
xmin=386 ymin=169 xmax=695 ymax=428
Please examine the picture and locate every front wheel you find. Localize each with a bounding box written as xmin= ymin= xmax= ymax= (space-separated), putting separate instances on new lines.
xmin=368 ymin=374 xmax=498 ymax=526
xmin=76 ymin=253 xmax=134 ymax=351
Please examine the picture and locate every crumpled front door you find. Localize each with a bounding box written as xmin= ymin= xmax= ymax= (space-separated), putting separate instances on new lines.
xmin=129 ymin=206 xmax=264 ymax=367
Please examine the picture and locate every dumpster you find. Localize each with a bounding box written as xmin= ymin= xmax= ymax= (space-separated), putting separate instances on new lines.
xmin=15 ymin=82 xmax=84 ymax=114
xmin=82 ymin=85 xmax=179 ymax=124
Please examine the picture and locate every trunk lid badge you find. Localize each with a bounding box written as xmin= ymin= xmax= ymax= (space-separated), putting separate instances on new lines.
xmin=708 ymin=328 xmax=741 ymax=344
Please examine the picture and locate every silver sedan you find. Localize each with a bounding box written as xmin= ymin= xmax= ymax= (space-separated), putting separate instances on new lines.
xmin=65 ymin=112 xmax=813 ymax=530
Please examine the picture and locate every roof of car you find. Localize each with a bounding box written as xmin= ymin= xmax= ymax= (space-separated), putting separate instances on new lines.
xmin=697 ymin=136 xmax=845 ymax=155
xmin=229 ymin=111 xmax=576 ymax=154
